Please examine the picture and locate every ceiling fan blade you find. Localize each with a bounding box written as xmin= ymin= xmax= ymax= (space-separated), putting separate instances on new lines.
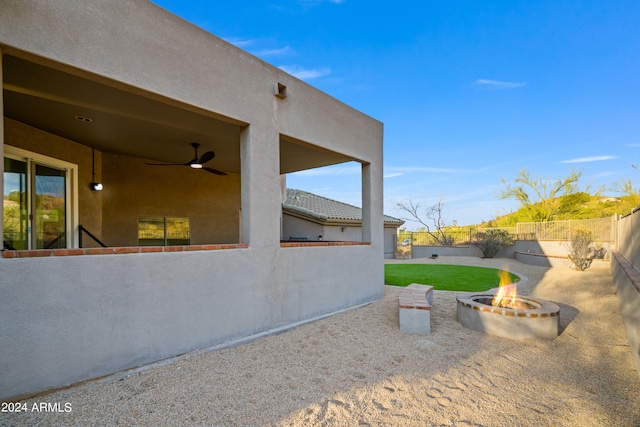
xmin=198 ymin=151 xmax=216 ymax=164
xmin=203 ymin=167 xmax=228 ymax=176
xmin=145 ymin=143 xmax=222 ymax=172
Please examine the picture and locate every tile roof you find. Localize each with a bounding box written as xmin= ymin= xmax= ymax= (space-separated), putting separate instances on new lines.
xmin=284 ymin=188 xmax=403 ymax=225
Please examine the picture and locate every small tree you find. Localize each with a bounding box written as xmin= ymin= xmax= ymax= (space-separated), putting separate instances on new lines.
xmin=609 ymin=164 xmax=640 ymax=210
xmin=567 ymin=229 xmax=595 ymax=271
xmin=396 ymin=199 xmax=454 ymax=246
xmin=475 ymin=229 xmax=512 ymax=258
xmin=500 ymin=168 xmax=583 ymax=222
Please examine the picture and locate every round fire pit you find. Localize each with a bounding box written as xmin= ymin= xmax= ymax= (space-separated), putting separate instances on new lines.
xmin=456 ymin=292 xmax=560 ymax=340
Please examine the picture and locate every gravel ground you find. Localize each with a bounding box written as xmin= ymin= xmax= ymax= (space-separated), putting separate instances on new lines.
xmin=2 ymin=256 xmax=639 ymax=426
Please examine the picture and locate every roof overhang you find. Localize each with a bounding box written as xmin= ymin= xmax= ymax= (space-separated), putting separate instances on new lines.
xmin=2 ymin=51 xmax=244 ymax=173
xmin=2 ymin=49 xmax=357 ymax=175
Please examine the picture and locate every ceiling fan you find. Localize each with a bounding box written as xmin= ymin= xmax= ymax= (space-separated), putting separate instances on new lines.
xmin=145 ymin=142 xmax=227 ymax=175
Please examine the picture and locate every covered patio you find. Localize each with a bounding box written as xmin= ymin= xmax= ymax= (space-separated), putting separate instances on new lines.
xmin=1 ymin=0 xmax=384 ymax=400
xmin=2 ymin=52 xmax=369 ymax=250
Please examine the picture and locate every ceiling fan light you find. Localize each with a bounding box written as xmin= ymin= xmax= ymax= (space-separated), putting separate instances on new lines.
xmin=190 ymin=163 xmax=203 ymax=169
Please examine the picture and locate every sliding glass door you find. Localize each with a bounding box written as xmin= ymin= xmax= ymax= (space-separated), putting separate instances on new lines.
xmin=3 ymin=157 xmax=28 ymax=250
xmin=3 ymin=148 xmax=76 ymax=250
xmin=34 ymin=163 xmax=67 ymax=249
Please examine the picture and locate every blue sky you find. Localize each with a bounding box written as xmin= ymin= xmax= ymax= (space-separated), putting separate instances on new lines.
xmin=152 ymin=0 xmax=639 ymax=228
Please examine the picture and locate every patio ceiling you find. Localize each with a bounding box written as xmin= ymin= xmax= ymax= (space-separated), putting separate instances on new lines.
xmin=2 ymin=52 xmax=353 ymax=175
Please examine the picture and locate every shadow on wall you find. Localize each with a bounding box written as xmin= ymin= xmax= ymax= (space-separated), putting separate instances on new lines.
xmin=400 ymin=240 xmax=589 ymax=268
xmin=410 ymin=244 xmax=515 ymax=260
xmin=399 ymin=237 xmax=612 ymax=268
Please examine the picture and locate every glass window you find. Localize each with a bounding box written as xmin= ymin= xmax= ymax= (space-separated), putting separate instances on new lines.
xmin=138 ymin=216 xmax=190 ymax=246
xmin=166 ymin=217 xmax=190 ymax=246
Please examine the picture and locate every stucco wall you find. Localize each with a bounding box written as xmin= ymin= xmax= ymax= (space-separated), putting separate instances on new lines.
xmin=0 ymin=245 xmax=382 ymax=400
xmin=321 ymin=224 xmax=362 ymax=242
xmin=612 ymin=211 xmax=640 ymax=380
xmin=513 ymin=240 xmax=611 ymax=267
xmin=383 ymin=228 xmax=397 ymax=258
xmin=282 ymin=213 xmax=399 ymax=256
xmin=617 ymin=209 xmax=640 ymax=266
xmin=0 ymin=0 xmax=384 ymax=400
xmin=412 ymin=244 xmax=515 ymax=259
xmin=515 ymin=240 xmax=569 ymax=256
xmin=611 ymin=254 xmax=640 ymax=381
xmin=282 ymin=214 xmax=325 ymax=241
xmin=102 ymin=152 xmax=241 ymax=246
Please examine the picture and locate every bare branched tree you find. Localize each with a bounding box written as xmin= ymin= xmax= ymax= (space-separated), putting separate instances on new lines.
xmin=396 ymin=199 xmax=455 ymax=246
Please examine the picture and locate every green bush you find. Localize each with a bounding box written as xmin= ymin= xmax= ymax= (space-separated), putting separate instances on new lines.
xmin=475 ymin=229 xmax=513 ymax=258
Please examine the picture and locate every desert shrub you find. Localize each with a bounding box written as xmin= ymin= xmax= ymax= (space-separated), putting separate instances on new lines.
xmin=475 ymin=229 xmax=513 ymax=258
xmin=592 ymin=244 xmax=608 ymax=260
xmin=567 ymin=229 xmax=595 ymax=271
xmin=440 ymin=233 xmax=456 ymax=247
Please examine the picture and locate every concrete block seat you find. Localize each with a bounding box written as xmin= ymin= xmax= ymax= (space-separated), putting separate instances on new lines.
xmin=398 ymin=283 xmax=434 ymax=334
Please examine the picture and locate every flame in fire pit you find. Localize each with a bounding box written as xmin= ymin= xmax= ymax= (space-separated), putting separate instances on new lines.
xmin=492 ymin=268 xmax=518 ymax=308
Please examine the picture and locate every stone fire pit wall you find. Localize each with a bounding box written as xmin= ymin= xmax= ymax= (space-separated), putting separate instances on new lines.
xmin=456 ymin=293 xmax=560 ymax=340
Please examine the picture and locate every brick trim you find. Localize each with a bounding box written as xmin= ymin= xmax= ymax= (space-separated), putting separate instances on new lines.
xmin=612 ymin=251 xmax=640 ymax=293
xmin=1 ymin=244 xmax=249 ymax=259
xmin=456 ymin=294 xmax=560 ymax=317
xmin=398 ymin=284 xmax=433 ymax=311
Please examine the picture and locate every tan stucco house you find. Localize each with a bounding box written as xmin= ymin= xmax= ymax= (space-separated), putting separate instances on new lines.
xmin=0 ymin=0 xmax=384 ymax=400
xmin=283 ymin=188 xmax=403 ymax=257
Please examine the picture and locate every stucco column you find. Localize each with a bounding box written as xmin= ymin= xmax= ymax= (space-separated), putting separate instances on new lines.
xmin=240 ymin=123 xmax=281 ymax=247
xmin=361 ymin=160 xmax=384 ymax=248
xmin=361 ymin=162 xmax=372 ymax=242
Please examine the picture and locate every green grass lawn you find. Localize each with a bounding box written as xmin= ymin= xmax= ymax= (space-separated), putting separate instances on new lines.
xmin=384 ymin=264 xmax=520 ymax=292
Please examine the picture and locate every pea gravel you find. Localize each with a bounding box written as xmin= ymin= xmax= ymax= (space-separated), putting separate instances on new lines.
xmin=2 ymin=257 xmax=639 ymax=426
